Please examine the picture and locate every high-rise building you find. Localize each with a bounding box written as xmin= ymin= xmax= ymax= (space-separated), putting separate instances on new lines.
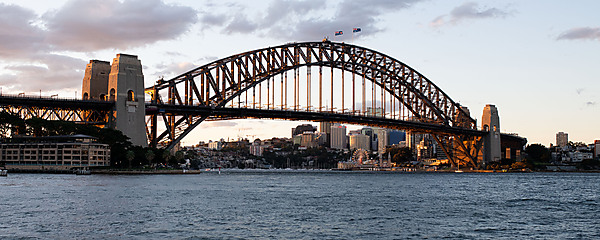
xmin=556 ymin=132 xmax=568 ymax=148
xmin=330 ymin=124 xmax=347 ymax=150
xmin=375 ymin=128 xmax=389 ymax=155
xmin=319 ymin=122 xmax=333 ymax=147
xmin=482 ymin=104 xmax=501 ymax=163
xmin=349 ymin=134 xmax=371 ymax=150
xmin=594 ymin=140 xmax=600 ymax=159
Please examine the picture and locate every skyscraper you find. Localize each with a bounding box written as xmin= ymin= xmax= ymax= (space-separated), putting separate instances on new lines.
xmin=556 ymin=132 xmax=568 ymax=147
xmin=320 ymin=122 xmax=333 ymax=147
xmin=330 ymin=124 xmax=347 ymax=150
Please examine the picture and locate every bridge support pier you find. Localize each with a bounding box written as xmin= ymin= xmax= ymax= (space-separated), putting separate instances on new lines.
xmin=108 ymin=54 xmax=147 ymax=147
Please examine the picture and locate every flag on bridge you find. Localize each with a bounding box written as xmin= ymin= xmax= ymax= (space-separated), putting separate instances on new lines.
xmin=353 ymin=28 xmax=361 ymax=33
xmin=335 ymin=31 xmax=343 ymax=36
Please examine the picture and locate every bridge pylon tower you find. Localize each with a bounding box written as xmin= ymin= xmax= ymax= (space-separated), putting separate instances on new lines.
xmin=108 ymin=54 xmax=147 ymax=147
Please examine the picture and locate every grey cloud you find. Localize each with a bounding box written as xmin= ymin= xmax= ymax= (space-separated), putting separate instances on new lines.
xmin=44 ymin=0 xmax=198 ymax=51
xmin=0 ymin=54 xmax=86 ymax=92
xmin=199 ymin=0 xmax=423 ymax=41
xmin=223 ymin=14 xmax=259 ymax=34
xmin=586 ymin=101 xmax=596 ymax=106
xmin=0 ymin=3 xmax=48 ymax=58
xmin=430 ymin=2 xmax=508 ymax=28
xmin=557 ymin=27 xmax=600 ymax=41
xmin=0 ymin=0 xmax=199 ymax=95
xmin=576 ymin=88 xmax=584 ymax=95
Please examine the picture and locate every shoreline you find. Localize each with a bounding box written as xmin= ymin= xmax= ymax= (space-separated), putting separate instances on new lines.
xmin=3 ymin=168 xmax=600 ymax=175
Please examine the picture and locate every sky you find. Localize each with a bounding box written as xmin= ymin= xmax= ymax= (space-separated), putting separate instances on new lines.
xmin=0 ymin=0 xmax=599 ymax=146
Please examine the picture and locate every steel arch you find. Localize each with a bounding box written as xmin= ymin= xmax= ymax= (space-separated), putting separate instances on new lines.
xmin=147 ymin=41 xmax=476 ymax=150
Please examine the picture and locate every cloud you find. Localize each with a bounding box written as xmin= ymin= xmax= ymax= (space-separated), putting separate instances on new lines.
xmin=198 ymin=0 xmax=424 ymax=41
xmin=557 ymin=27 xmax=600 ymax=41
xmin=586 ymin=101 xmax=596 ymax=106
xmin=0 ymin=54 xmax=86 ymax=92
xmin=153 ymin=61 xmax=198 ymax=78
xmin=43 ymin=0 xmax=198 ymax=52
xmin=0 ymin=3 xmax=48 ymax=59
xmin=430 ymin=2 xmax=508 ymax=28
xmin=0 ymin=0 xmax=198 ymax=94
xmin=576 ymin=88 xmax=584 ymax=95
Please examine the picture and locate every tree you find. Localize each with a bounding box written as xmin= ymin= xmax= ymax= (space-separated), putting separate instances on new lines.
xmin=385 ymin=146 xmax=413 ymax=164
xmin=525 ymin=144 xmax=551 ymax=163
xmin=145 ymin=150 xmax=155 ymax=166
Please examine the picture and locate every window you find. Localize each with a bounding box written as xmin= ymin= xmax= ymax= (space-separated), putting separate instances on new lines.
xmin=99 ymin=94 xmax=106 ymax=101
xmin=110 ymin=88 xmax=116 ymax=101
xmin=127 ymin=90 xmax=135 ymax=101
xmin=83 ymin=93 xmax=89 ymax=100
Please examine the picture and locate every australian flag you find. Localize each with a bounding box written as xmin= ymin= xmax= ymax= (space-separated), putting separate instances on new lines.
xmin=335 ymin=31 xmax=343 ymax=36
xmin=353 ymin=28 xmax=361 ymax=33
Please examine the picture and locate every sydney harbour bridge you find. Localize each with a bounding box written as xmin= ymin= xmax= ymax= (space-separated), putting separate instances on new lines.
xmin=0 ymin=41 xmax=523 ymax=169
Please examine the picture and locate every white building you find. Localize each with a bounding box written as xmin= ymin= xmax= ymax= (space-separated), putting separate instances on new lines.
xmin=208 ymin=141 xmax=223 ymax=150
xmin=0 ymin=135 xmax=110 ymax=171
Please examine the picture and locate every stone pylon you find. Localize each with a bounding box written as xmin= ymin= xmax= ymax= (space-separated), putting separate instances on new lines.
xmin=107 ymin=54 xmax=147 ymax=147
xmin=482 ymin=104 xmax=501 ymax=164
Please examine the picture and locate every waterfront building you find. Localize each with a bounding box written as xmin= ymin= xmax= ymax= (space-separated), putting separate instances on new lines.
xmin=0 ymin=135 xmax=110 ymax=171
xmin=330 ymin=124 xmax=347 ymax=150
xmin=349 ymin=134 xmax=370 ymax=151
xmin=556 ymin=132 xmax=568 ymax=148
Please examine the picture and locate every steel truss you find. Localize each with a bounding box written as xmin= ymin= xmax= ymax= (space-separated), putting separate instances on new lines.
xmin=0 ymin=96 xmax=113 ymax=126
xmin=147 ymin=41 xmax=484 ymax=167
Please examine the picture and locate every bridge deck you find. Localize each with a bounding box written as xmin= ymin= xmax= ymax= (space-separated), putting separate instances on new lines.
xmin=147 ymin=103 xmax=487 ymax=136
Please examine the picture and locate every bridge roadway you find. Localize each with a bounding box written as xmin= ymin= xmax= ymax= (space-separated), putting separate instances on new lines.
xmin=146 ymin=103 xmax=487 ymax=137
xmin=0 ymin=95 xmax=114 ymax=110
xmin=0 ymin=95 xmax=489 ymax=137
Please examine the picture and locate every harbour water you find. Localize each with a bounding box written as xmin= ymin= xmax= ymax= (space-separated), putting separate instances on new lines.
xmin=1 ymin=171 xmax=599 ymax=239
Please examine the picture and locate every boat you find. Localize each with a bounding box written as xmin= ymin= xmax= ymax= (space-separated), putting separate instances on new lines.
xmin=0 ymin=169 xmax=7 ymax=177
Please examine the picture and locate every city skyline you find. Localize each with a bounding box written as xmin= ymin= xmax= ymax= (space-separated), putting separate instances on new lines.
xmin=0 ymin=0 xmax=598 ymax=146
